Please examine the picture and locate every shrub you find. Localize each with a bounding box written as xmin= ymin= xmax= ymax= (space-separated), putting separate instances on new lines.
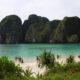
xmin=37 ymin=50 xmax=55 ymax=69
xmin=0 ymin=56 xmax=23 ymax=79
xmin=68 ymin=34 xmax=79 ymax=43
xmin=24 ymin=68 xmax=33 ymax=77
xmin=66 ymin=55 xmax=74 ymax=64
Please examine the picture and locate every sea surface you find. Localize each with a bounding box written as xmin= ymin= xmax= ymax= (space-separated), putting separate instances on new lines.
xmin=0 ymin=44 xmax=80 ymax=60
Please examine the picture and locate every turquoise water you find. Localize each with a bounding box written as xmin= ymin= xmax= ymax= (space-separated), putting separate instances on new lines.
xmin=0 ymin=44 xmax=80 ymax=59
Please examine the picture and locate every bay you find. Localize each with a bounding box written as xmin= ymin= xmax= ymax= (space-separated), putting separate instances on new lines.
xmin=0 ymin=44 xmax=80 ymax=60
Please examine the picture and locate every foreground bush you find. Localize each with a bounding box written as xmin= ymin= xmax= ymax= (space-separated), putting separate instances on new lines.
xmin=67 ymin=55 xmax=74 ymax=63
xmin=37 ymin=50 xmax=55 ymax=69
xmin=0 ymin=56 xmax=24 ymax=79
xmin=0 ymin=53 xmax=80 ymax=80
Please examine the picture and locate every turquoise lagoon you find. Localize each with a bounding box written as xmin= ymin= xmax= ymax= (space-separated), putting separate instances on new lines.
xmin=0 ymin=44 xmax=80 ymax=60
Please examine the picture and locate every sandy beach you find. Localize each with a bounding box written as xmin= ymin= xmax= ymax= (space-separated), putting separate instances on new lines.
xmin=14 ymin=55 xmax=80 ymax=77
xmin=15 ymin=59 xmax=46 ymax=77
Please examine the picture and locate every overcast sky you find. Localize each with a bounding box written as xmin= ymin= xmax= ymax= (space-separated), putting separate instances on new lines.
xmin=0 ymin=0 xmax=80 ymax=22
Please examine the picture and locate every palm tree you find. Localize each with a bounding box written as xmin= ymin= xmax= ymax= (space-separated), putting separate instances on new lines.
xmin=66 ymin=55 xmax=74 ymax=64
xmin=37 ymin=50 xmax=55 ymax=69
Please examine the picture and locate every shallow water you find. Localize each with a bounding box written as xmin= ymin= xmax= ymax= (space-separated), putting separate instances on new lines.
xmin=0 ymin=44 xmax=80 ymax=59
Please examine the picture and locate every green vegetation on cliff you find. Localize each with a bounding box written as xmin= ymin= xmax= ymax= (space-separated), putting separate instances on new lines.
xmin=0 ymin=15 xmax=22 ymax=43
xmin=23 ymin=14 xmax=49 ymax=43
xmin=53 ymin=16 xmax=80 ymax=43
xmin=0 ymin=14 xmax=80 ymax=43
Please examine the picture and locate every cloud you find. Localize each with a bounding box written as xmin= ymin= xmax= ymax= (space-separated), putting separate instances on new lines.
xmin=0 ymin=0 xmax=80 ymax=22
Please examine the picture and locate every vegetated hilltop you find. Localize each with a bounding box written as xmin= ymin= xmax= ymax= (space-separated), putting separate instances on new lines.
xmin=0 ymin=14 xmax=80 ymax=43
xmin=0 ymin=15 xmax=22 ymax=43
xmin=53 ymin=16 xmax=80 ymax=43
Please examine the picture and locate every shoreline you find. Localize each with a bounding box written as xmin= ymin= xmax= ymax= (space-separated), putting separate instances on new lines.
xmin=14 ymin=55 xmax=80 ymax=77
